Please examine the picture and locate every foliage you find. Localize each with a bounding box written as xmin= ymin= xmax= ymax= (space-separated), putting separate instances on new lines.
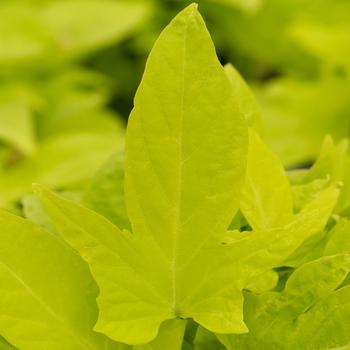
xmin=0 ymin=2 xmax=350 ymax=350
xmin=0 ymin=0 xmax=150 ymax=210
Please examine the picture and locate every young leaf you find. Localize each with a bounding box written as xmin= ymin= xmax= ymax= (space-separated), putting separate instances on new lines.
xmin=0 ymin=210 xmax=127 ymax=350
xmin=240 ymin=129 xmax=293 ymax=230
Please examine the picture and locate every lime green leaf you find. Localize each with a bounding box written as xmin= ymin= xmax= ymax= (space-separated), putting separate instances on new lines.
xmin=41 ymin=0 xmax=150 ymax=58
xmin=84 ymin=152 xmax=130 ymax=230
xmin=35 ymin=3 xmax=251 ymax=343
xmin=230 ymin=185 xmax=338 ymax=275
xmin=0 ymin=1 xmax=150 ymax=63
xmin=283 ymin=184 xmax=339 ymax=267
xmin=22 ymin=194 xmax=57 ymax=234
xmin=193 ymin=327 xmax=225 ymax=350
xmin=219 ymin=254 xmax=350 ymax=350
xmin=240 ymin=129 xmax=293 ymax=230
xmin=290 ymin=20 xmax=350 ymax=69
xmin=0 ymin=101 xmax=35 ymax=155
xmin=299 ymin=136 xmax=350 ymax=213
xmin=0 ymin=4 xmax=48 ymax=64
xmin=257 ymin=76 xmax=350 ymax=167
xmin=0 ymin=336 xmax=16 ymax=350
xmin=224 ymin=64 xmax=262 ymax=130
xmin=134 ymin=319 xmax=186 ymax=350
xmin=0 ymin=131 xmax=122 ymax=208
xmin=292 ymin=177 xmax=329 ymax=212
xmin=34 ymin=168 xmax=338 ymax=345
xmin=283 ymin=230 xmax=329 ymax=268
xmin=245 ymin=270 xmax=278 ymax=293
xmin=325 ymin=218 xmax=350 ymax=256
xmin=212 ymin=0 xmax=262 ymax=13
xmin=302 ymin=136 xmax=348 ymax=184
xmin=0 ymin=210 xmax=127 ymax=350
xmin=290 ymin=286 xmax=350 ymax=350
xmin=124 ymin=2 xmax=248 ymax=338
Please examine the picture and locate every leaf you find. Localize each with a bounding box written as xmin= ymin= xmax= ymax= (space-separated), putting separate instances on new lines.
xmin=219 ymin=254 xmax=350 ymax=350
xmin=193 ymin=327 xmax=225 ymax=350
xmin=36 ymin=2 xmax=250 ymax=343
xmin=290 ymin=17 xmax=350 ymax=69
xmin=41 ymin=0 xmax=150 ymax=58
xmin=0 ymin=131 xmax=122 ymax=208
xmin=229 ymin=185 xmax=339 ymax=274
xmin=216 ymin=0 xmax=262 ymax=13
xmin=302 ymin=136 xmax=349 ymax=185
xmin=0 ymin=1 xmax=150 ymax=64
xmin=35 ymin=161 xmax=339 ymax=345
xmin=0 ymin=336 xmax=17 ymax=350
xmin=22 ymin=194 xmax=57 ymax=234
xmin=292 ymin=177 xmax=330 ymax=212
xmin=257 ymin=76 xmax=350 ymax=167
xmin=84 ymin=152 xmax=130 ymax=230
xmin=299 ymin=136 xmax=350 ymax=213
xmin=0 ymin=210 xmax=127 ymax=350
xmin=240 ymin=129 xmax=293 ymax=230
xmin=245 ymin=270 xmax=278 ymax=293
xmin=224 ymin=64 xmax=262 ymax=130
xmin=283 ymin=184 xmax=339 ymax=267
xmin=0 ymin=100 xmax=36 ymax=155
xmin=134 ymin=319 xmax=186 ymax=350
xmin=325 ymin=218 xmax=350 ymax=256
xmin=0 ymin=4 xmax=48 ymax=64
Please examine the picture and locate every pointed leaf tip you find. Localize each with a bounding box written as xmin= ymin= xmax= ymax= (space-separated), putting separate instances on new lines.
xmin=179 ymin=3 xmax=199 ymax=19
xmin=187 ymin=3 xmax=199 ymax=11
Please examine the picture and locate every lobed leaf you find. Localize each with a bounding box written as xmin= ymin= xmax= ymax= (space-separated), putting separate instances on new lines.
xmin=36 ymin=2 xmax=250 ymax=344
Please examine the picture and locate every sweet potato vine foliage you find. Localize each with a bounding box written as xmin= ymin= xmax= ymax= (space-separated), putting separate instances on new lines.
xmin=0 ymin=4 xmax=343 ymax=350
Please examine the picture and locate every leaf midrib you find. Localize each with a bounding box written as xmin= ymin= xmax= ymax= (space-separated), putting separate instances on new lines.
xmin=170 ymin=10 xmax=192 ymax=316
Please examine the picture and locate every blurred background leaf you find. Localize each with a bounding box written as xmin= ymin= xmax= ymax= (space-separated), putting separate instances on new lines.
xmin=0 ymin=0 xmax=350 ymax=212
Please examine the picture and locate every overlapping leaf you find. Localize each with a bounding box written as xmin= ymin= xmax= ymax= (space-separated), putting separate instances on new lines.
xmin=219 ymin=254 xmax=350 ymax=350
xmin=240 ymin=129 xmax=293 ymax=230
xmin=0 ymin=210 xmax=127 ymax=350
xmin=84 ymin=152 xmax=130 ymax=230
